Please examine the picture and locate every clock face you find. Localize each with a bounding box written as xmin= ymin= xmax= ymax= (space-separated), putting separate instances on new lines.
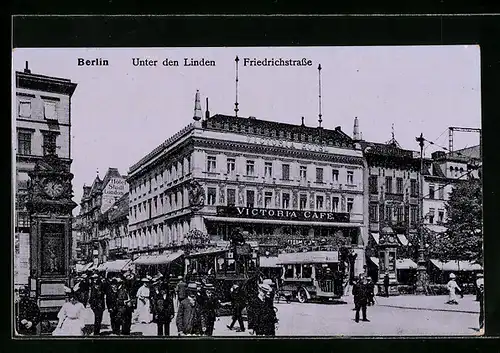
xmin=44 ymin=180 xmax=64 ymax=198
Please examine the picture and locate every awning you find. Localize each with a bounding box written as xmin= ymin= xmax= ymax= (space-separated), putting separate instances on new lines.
xmin=134 ymin=251 xmax=184 ymax=266
xmin=260 ymin=256 xmax=280 ymax=268
xmin=396 ymin=233 xmax=409 ymax=246
xmin=187 ymin=247 xmax=227 ymax=258
xmin=75 ymin=262 xmax=94 ymax=272
xmin=369 ymin=256 xmax=379 ymax=267
xmin=97 ymin=259 xmax=133 ymax=272
xmin=396 ymin=258 xmax=417 ymax=270
xmin=430 ymin=259 xmax=483 ymax=271
xmin=371 ymin=233 xmax=380 ymax=245
xmin=277 ymin=251 xmax=338 ymax=265
xmin=203 ymin=216 xmax=362 ymax=228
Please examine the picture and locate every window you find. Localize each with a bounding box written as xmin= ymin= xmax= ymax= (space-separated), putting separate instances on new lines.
xmin=300 ymin=166 xmax=307 ymax=180
xmin=385 ymin=176 xmax=393 ymax=193
xmin=134 ymin=206 xmax=137 ymax=219
xmin=396 ymin=206 xmax=404 ymax=222
xmin=43 ymin=101 xmax=57 ymax=120
xmin=227 ymin=189 xmax=236 ymax=206
xmin=264 ymin=162 xmax=273 ymax=177
xmin=332 ymin=197 xmax=339 ymax=212
xmin=42 ymin=133 xmax=57 ymax=155
xmin=299 ymin=194 xmax=307 ymax=210
xmin=347 ymin=171 xmax=354 ymax=184
xmin=148 ymin=199 xmax=152 ymax=219
xmin=227 ymin=158 xmax=235 ymax=174
xmin=332 ymin=169 xmax=339 ymax=182
xmin=428 ymin=208 xmax=435 ymax=224
xmin=438 ymin=186 xmax=444 ymax=200
xmin=369 ymin=175 xmax=378 ymax=194
xmin=429 ymin=185 xmax=435 ymax=199
xmin=207 ymin=187 xmax=217 ymax=205
xmin=153 ymin=197 xmax=158 ymax=215
xmin=174 ymin=193 xmax=178 ymax=209
xmin=315 ymin=195 xmax=324 ymax=210
xmin=410 ymin=205 xmax=418 ymax=224
xmin=149 ymin=177 xmax=152 ymax=192
xmin=180 ymin=160 xmax=184 ymax=176
xmin=207 ymin=156 xmax=217 ymax=172
xmin=347 ymin=198 xmax=354 ymax=213
xmin=187 ymin=157 xmax=191 ymax=173
xmin=396 ymin=177 xmax=403 ymax=194
xmin=282 ymin=192 xmax=290 ymax=209
xmin=438 ymin=209 xmax=445 ymax=223
xmin=385 ymin=205 xmax=392 ymax=222
xmin=246 ymin=190 xmax=255 ymax=208
xmin=246 ymin=160 xmax=255 ymax=176
xmin=410 ymin=179 xmax=417 ymax=196
xmin=17 ymin=131 xmax=31 ymax=155
xmin=282 ymin=164 xmax=290 ymax=180
xmin=19 ymin=101 xmax=31 ymax=117
xmin=369 ymin=204 xmax=378 ymax=222
xmin=264 ymin=192 xmax=273 ymax=208
xmin=316 ymin=168 xmax=324 ymax=183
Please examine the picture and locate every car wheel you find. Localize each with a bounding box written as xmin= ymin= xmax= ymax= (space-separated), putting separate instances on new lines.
xmin=298 ymin=288 xmax=307 ymax=303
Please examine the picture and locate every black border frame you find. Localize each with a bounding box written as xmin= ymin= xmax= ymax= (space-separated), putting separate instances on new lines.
xmin=9 ymin=13 xmax=500 ymax=353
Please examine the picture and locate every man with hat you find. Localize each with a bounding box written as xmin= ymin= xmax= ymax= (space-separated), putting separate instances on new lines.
xmin=151 ymin=280 xmax=175 ymax=336
xmin=106 ymin=277 xmax=122 ymax=335
xmin=476 ymin=273 xmax=484 ymax=329
xmin=176 ymin=283 xmax=203 ymax=336
xmin=227 ymin=283 xmax=246 ymax=332
xmin=78 ymin=273 xmax=90 ymax=308
xmin=89 ymin=273 xmax=106 ymax=335
xmin=15 ymin=286 xmax=41 ymax=335
xmin=176 ymin=276 xmax=187 ymax=311
xmin=446 ymin=273 xmax=461 ymax=305
xmin=200 ymin=283 xmax=219 ymax=336
xmin=253 ymin=283 xmax=278 ymax=336
xmin=352 ymin=274 xmax=370 ymax=323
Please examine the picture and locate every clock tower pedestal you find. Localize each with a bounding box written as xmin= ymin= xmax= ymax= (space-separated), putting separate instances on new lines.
xmin=377 ymin=226 xmax=400 ymax=296
xmin=26 ymin=150 xmax=77 ymax=328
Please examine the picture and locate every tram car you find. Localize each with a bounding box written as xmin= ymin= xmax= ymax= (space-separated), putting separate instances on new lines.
xmin=277 ymin=251 xmax=345 ymax=303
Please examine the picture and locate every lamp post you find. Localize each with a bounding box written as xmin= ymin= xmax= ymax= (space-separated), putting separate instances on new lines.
xmin=415 ymin=133 xmax=429 ymax=294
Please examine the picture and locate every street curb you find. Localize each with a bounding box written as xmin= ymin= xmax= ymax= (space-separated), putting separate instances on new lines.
xmin=377 ymin=304 xmax=479 ymax=314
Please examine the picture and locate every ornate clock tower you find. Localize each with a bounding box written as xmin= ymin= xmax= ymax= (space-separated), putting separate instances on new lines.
xmin=377 ymin=226 xmax=400 ymax=296
xmin=25 ymin=145 xmax=77 ymax=318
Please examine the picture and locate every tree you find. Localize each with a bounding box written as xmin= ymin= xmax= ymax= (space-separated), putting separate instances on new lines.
xmin=434 ymin=179 xmax=483 ymax=265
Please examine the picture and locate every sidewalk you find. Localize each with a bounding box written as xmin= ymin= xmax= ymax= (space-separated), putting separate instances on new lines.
xmin=372 ymin=294 xmax=480 ymax=314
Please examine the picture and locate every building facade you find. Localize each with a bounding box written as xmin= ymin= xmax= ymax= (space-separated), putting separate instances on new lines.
xmin=97 ymin=192 xmax=129 ymax=261
xmin=77 ymin=168 xmax=128 ymax=265
xmin=126 ymin=97 xmax=368 ymax=275
xmin=14 ymin=63 xmax=77 ymax=287
xmin=422 ymin=146 xmax=481 ymax=234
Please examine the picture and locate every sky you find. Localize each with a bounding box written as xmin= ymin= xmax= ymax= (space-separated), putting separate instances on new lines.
xmin=12 ymin=46 xmax=481 ymax=215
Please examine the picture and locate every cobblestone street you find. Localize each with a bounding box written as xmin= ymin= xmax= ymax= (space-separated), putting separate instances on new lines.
xmin=81 ymin=295 xmax=482 ymax=337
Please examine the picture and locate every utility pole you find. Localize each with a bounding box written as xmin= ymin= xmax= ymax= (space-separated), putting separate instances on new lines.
xmin=415 ymin=133 xmax=429 ymax=294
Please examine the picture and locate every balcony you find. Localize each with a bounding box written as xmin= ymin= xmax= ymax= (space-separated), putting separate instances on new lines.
xmin=385 ymin=193 xmax=404 ymax=202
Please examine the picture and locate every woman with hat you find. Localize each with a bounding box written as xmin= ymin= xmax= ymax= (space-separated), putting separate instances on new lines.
xmin=134 ymin=277 xmax=153 ymax=324
xmin=446 ymin=273 xmax=461 ymax=305
xmin=253 ymin=283 xmax=278 ymax=336
xmin=176 ymin=283 xmax=203 ymax=336
xmin=52 ymin=284 xmax=86 ymax=336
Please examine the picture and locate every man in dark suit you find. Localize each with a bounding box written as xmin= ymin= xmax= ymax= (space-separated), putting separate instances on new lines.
xmin=105 ymin=278 xmax=121 ymax=335
xmin=89 ymin=273 xmax=106 ymax=335
xmin=176 ymin=283 xmax=203 ymax=336
xmin=151 ymin=281 xmax=175 ymax=336
xmin=201 ymin=283 xmax=220 ymax=336
xmin=383 ymin=272 xmax=390 ymax=297
xmin=117 ymin=278 xmax=134 ymax=335
xmin=353 ymin=274 xmax=370 ymax=323
xmin=253 ymin=283 xmax=278 ymax=336
xmin=15 ymin=287 xmax=41 ymax=336
xmin=227 ymin=283 xmax=246 ymax=332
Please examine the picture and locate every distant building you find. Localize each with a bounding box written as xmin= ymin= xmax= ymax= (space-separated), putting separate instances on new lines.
xmin=422 ymin=146 xmax=481 ymax=234
xmin=14 ymin=62 xmax=77 ymax=287
xmin=77 ymin=168 xmax=128 ymax=265
xmin=97 ymin=192 xmax=129 ymax=262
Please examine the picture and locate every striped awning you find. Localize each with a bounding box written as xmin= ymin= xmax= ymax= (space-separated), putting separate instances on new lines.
xmin=371 ymin=233 xmax=380 ymax=244
xmin=430 ymin=259 xmax=483 ymax=271
xmin=277 ymin=251 xmax=338 ymax=265
xmin=396 ymin=233 xmax=409 ymax=246
xmin=396 ymin=258 xmax=417 ymax=269
xmin=133 ymin=251 xmax=184 ymax=266
xmin=97 ymin=259 xmax=133 ymax=272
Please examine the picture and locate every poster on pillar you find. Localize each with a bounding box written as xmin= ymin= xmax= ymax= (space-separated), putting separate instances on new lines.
xmin=40 ymin=223 xmax=66 ymax=277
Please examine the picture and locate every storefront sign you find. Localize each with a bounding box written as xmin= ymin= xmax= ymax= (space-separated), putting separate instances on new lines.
xmin=246 ymin=136 xmax=326 ymax=153
xmin=217 ymin=206 xmax=350 ymax=223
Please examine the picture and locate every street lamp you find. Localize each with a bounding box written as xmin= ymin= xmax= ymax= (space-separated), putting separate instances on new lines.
xmin=415 ymin=133 xmax=429 ymax=294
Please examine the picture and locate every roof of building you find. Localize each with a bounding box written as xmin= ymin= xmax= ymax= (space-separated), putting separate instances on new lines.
xmin=89 ymin=175 xmax=103 ymax=195
xmin=359 ymin=140 xmax=415 ymax=159
xmin=101 ymin=167 xmax=124 ymax=187
xmin=446 ymin=145 xmax=480 ymax=162
xmin=16 ymin=69 xmax=78 ymax=96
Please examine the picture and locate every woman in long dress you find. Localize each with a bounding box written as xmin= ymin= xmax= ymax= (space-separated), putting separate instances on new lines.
xmin=446 ymin=273 xmax=461 ymax=305
xmin=52 ymin=285 xmax=86 ymax=336
xmin=135 ymin=278 xmax=153 ymax=324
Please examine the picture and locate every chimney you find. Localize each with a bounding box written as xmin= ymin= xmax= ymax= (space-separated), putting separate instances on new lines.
xmin=193 ymin=90 xmax=202 ymax=121
xmin=205 ymin=97 xmax=210 ymax=120
xmin=24 ymin=61 xmax=31 ymax=74
xmin=353 ymin=117 xmax=360 ymax=141
xmin=301 ymin=117 xmax=305 ymax=127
